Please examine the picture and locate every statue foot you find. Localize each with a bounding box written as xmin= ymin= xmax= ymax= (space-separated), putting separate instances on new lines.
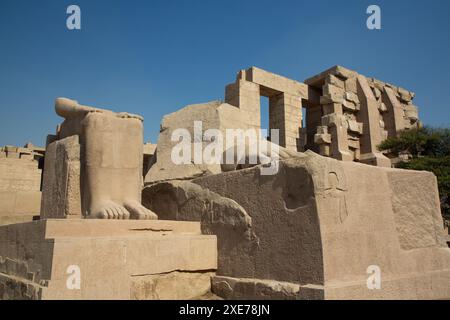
xmin=124 ymin=201 xmax=158 ymax=220
xmin=91 ymin=201 xmax=131 ymax=219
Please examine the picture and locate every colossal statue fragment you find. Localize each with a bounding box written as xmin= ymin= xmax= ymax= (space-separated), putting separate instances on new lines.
xmin=41 ymin=97 xmax=157 ymax=220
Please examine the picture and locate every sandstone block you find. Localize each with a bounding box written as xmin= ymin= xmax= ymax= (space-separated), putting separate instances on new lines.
xmin=6 ymin=152 xmax=19 ymax=159
xmin=0 ymin=220 xmax=217 ymax=300
xmin=347 ymin=139 xmax=360 ymax=149
xmin=379 ymin=102 xmax=388 ymax=113
xmin=212 ymin=276 xmax=302 ymax=300
xmin=19 ymin=154 xmax=33 ymax=160
xmin=345 ymin=91 xmax=360 ymax=104
xmin=132 ymin=271 xmax=214 ymax=300
xmin=144 ymin=101 xmax=251 ymax=184
xmin=404 ymin=104 xmax=419 ymax=123
xmin=4 ymin=146 xmax=17 ymax=153
xmin=334 ymin=66 xmax=356 ymax=80
xmin=347 ymin=119 xmax=363 ymax=134
xmin=323 ymin=84 xmax=344 ymax=97
xmin=40 ymin=135 xmax=81 ymax=219
xmin=320 ymin=94 xmax=343 ymax=105
xmin=325 ymin=74 xmax=344 ymax=89
xmin=314 ymin=133 xmax=332 ymax=144
xmin=344 ymin=77 xmax=358 ymax=93
xmin=372 ymin=87 xmax=382 ymax=99
xmin=371 ymin=78 xmax=386 ymax=91
xmin=342 ymin=99 xmax=359 ymax=111
xmin=398 ymin=87 xmax=413 ymax=103
xmin=244 ymin=67 xmax=308 ymax=98
xmin=0 ymin=148 xmax=42 ymax=223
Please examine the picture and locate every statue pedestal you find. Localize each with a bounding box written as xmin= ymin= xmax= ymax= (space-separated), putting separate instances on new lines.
xmin=0 ymin=219 xmax=217 ymax=300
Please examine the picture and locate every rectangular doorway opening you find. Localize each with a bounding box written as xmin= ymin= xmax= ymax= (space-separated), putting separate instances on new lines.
xmin=260 ymin=96 xmax=270 ymax=140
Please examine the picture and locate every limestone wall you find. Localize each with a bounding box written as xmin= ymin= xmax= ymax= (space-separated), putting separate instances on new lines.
xmin=0 ymin=145 xmax=43 ymax=226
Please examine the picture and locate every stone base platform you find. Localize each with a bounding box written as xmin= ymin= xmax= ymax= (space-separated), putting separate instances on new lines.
xmin=0 ymin=219 xmax=217 ymax=300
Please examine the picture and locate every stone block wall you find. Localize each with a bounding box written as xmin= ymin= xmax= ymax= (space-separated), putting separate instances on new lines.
xmin=225 ymin=67 xmax=309 ymax=152
xmin=224 ymin=66 xmax=419 ymax=167
xmin=144 ymin=152 xmax=450 ymax=299
xmin=0 ymin=145 xmax=43 ymax=225
xmin=305 ymin=66 xmax=419 ymax=167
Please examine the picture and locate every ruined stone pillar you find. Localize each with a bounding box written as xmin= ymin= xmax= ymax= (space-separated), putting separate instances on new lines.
xmin=41 ymin=135 xmax=82 ymax=219
xmin=356 ymin=75 xmax=391 ymax=167
xmin=316 ymin=77 xmax=353 ymax=162
xmin=225 ymin=71 xmax=261 ymax=131
xmin=269 ymin=92 xmax=302 ymax=151
xmin=383 ymin=86 xmax=406 ymax=136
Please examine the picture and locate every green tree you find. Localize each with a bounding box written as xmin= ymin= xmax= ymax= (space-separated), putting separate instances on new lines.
xmin=378 ymin=127 xmax=450 ymax=222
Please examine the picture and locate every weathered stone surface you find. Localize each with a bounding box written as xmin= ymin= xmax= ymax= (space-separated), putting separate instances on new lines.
xmin=342 ymin=99 xmax=359 ymax=111
xmin=398 ymin=87 xmax=414 ymax=103
xmin=0 ymin=145 xmax=42 ymax=226
xmin=345 ymin=91 xmax=360 ymax=104
xmin=322 ymin=103 xmax=342 ymax=115
xmin=142 ymin=180 xmax=257 ymax=277
xmin=144 ymin=101 xmax=250 ymax=183
xmin=243 ymin=67 xmax=308 ymax=98
xmin=325 ymin=74 xmax=344 ymax=89
xmin=149 ymin=154 xmax=325 ymax=285
xmin=225 ymin=80 xmax=261 ymax=129
xmin=387 ymin=170 xmax=447 ymax=250
xmin=356 ymin=75 xmax=391 ymax=167
xmin=268 ymin=92 xmax=303 ymax=150
xmin=379 ymin=102 xmax=388 ymax=113
xmin=304 ymin=66 xmax=357 ymax=87
xmin=323 ymin=84 xmax=344 ymax=98
xmin=347 ymin=119 xmax=363 ymax=134
xmin=211 ymin=275 xmax=304 ymax=300
xmin=372 ymin=87 xmax=382 ymax=99
xmin=143 ymin=142 xmax=157 ymax=177
xmin=131 ymin=271 xmax=214 ymax=300
xmin=42 ymin=219 xmax=203 ymax=238
xmin=179 ymin=151 xmax=450 ymax=300
xmin=345 ymin=77 xmax=358 ymax=93
xmin=320 ymin=94 xmax=344 ymax=105
xmin=314 ymin=132 xmax=331 ymax=144
xmin=0 ymin=220 xmax=217 ymax=300
xmin=304 ymin=66 xmax=420 ymax=165
xmin=404 ymin=104 xmax=419 ymax=123
xmin=40 ymin=135 xmax=81 ymax=219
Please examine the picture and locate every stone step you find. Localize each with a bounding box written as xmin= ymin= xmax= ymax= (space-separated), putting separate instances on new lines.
xmin=42 ymin=219 xmax=202 ymax=238
xmin=0 ymin=219 xmax=217 ymax=300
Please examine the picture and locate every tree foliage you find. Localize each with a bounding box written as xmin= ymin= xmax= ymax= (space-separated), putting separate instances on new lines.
xmin=378 ymin=127 xmax=450 ymax=221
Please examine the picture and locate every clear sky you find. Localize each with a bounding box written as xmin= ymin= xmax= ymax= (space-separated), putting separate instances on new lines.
xmin=1 ymin=0 xmax=450 ymax=147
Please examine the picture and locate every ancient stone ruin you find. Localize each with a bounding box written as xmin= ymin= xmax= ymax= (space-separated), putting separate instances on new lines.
xmin=224 ymin=66 xmax=419 ymax=166
xmin=0 ymin=144 xmax=44 ymax=226
xmin=0 ymin=66 xmax=449 ymax=300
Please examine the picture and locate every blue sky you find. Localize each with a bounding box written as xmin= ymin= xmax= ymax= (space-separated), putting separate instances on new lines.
xmin=1 ymin=0 xmax=450 ymax=147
